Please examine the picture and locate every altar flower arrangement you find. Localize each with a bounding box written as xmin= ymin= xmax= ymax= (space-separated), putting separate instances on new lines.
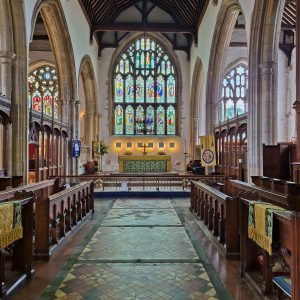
xmin=96 ymin=140 xmax=109 ymax=173
xmin=124 ymin=151 xmax=133 ymax=155
xmin=157 ymin=151 xmax=166 ymax=155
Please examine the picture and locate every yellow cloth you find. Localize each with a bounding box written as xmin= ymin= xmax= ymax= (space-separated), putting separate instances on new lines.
xmin=0 ymin=203 xmax=23 ymax=249
xmin=248 ymin=203 xmax=285 ymax=255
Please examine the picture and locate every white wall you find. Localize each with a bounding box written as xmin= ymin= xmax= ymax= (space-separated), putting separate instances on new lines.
xmin=276 ymin=48 xmax=296 ymax=143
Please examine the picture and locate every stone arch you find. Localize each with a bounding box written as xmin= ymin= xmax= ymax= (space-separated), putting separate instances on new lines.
xmin=107 ymin=32 xmax=183 ymax=136
xmin=31 ymin=0 xmax=77 ymax=105
xmin=30 ymin=0 xmax=78 ymax=175
xmin=206 ymin=0 xmax=243 ymax=132
xmin=79 ymin=56 xmax=98 ymax=114
xmin=224 ymin=57 xmax=248 ymax=73
xmin=78 ymin=55 xmax=99 ymax=162
xmin=190 ymin=57 xmax=205 ymax=158
xmin=247 ymin=0 xmax=285 ymax=177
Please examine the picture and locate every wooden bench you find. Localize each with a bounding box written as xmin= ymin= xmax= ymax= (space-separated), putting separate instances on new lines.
xmin=239 ymin=197 xmax=300 ymax=299
xmin=0 ymin=179 xmax=60 ymax=202
xmin=0 ymin=192 xmax=34 ymax=298
xmin=225 ymin=178 xmax=300 ymax=211
xmin=35 ymin=181 xmax=94 ymax=259
xmin=190 ymin=181 xmax=239 ymax=257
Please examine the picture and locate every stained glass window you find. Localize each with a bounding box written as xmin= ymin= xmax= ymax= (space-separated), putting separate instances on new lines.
xmin=219 ymin=63 xmax=248 ymax=122
xmin=113 ymin=35 xmax=177 ymax=135
xmin=28 ymin=65 xmax=59 ymax=119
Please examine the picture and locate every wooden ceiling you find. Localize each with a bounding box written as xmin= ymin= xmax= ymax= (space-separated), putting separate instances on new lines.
xmin=79 ymin=0 xmax=209 ymax=57
xmin=282 ymin=0 xmax=296 ymax=29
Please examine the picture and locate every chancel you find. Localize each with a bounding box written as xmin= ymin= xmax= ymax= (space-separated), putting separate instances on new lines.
xmin=0 ymin=0 xmax=300 ymax=299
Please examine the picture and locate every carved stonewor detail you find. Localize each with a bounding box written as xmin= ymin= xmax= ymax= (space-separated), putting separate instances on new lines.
xmin=29 ymin=122 xmax=39 ymax=143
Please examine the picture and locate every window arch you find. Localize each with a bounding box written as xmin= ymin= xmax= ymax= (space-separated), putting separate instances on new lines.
xmin=113 ymin=35 xmax=177 ymax=135
xmin=220 ymin=63 xmax=248 ymax=122
xmin=28 ymin=65 xmax=59 ymax=119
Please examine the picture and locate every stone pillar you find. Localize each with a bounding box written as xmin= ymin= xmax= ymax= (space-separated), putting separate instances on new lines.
xmin=259 ymin=61 xmax=277 ymax=145
xmin=295 ymin=0 xmax=300 ymax=162
xmin=0 ymin=51 xmax=15 ymax=98
xmin=94 ymin=113 xmax=101 ymax=141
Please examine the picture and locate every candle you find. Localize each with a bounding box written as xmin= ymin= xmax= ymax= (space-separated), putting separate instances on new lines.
xmin=184 ymin=140 xmax=187 ymax=152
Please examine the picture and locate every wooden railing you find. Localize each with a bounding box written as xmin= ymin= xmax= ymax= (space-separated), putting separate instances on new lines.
xmin=35 ymin=181 xmax=94 ymax=259
xmin=190 ymin=181 xmax=239 ymax=257
xmin=225 ymin=178 xmax=300 ymax=211
xmin=0 ymin=193 xmax=34 ymax=298
xmin=0 ymin=179 xmax=59 ymax=202
xmin=53 ymin=174 xmax=226 ymax=192
xmin=239 ymin=197 xmax=300 ymax=299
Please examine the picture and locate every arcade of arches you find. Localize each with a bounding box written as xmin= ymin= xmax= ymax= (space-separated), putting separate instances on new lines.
xmin=0 ymin=0 xmax=300 ymax=299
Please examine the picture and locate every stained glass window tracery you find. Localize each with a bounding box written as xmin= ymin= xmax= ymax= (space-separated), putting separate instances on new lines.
xmin=113 ymin=35 xmax=177 ymax=135
xmin=219 ymin=63 xmax=248 ymax=122
xmin=28 ymin=65 xmax=59 ymax=119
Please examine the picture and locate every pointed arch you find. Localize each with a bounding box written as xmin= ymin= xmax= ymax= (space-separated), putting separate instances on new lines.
xmin=206 ymin=0 xmax=243 ymax=132
xmin=108 ymin=32 xmax=182 ymax=136
xmin=247 ymin=0 xmax=286 ymax=178
xmin=78 ymin=55 xmax=98 ymax=114
xmin=30 ymin=0 xmax=78 ymax=175
xmin=78 ymin=55 xmax=99 ymax=163
xmin=31 ymin=0 xmax=77 ymax=110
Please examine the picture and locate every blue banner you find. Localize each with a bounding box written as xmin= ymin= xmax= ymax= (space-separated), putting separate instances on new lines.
xmin=72 ymin=139 xmax=81 ymax=158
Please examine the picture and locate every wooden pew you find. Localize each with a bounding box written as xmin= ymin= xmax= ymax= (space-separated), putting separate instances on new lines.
xmin=0 ymin=192 xmax=34 ymax=298
xmin=225 ymin=178 xmax=300 ymax=211
xmin=190 ymin=181 xmax=239 ymax=257
xmin=0 ymin=179 xmax=60 ymax=202
xmin=239 ymin=197 xmax=300 ymax=299
xmin=251 ymin=175 xmax=299 ymax=195
xmin=35 ymin=181 xmax=94 ymax=259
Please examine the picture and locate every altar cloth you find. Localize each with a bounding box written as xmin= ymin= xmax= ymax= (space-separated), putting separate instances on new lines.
xmin=118 ymin=155 xmax=172 ymax=173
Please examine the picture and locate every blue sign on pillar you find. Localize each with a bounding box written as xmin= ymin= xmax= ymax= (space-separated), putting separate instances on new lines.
xmin=72 ymin=139 xmax=81 ymax=158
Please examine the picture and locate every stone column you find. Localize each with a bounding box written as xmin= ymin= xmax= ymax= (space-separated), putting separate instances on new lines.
xmin=259 ymin=61 xmax=277 ymax=145
xmin=295 ymin=0 xmax=300 ymax=161
xmin=0 ymin=51 xmax=15 ymax=98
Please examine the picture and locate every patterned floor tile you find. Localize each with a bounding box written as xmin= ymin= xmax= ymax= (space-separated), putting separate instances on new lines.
xmin=78 ymin=227 xmax=198 ymax=261
xmin=54 ymin=263 xmax=217 ymax=300
xmin=113 ymin=199 xmax=173 ymax=209
xmin=102 ymin=208 xmax=181 ymax=226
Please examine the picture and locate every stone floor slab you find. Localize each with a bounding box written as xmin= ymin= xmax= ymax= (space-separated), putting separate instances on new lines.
xmin=113 ymin=199 xmax=173 ymax=209
xmin=79 ymin=227 xmax=198 ymax=261
xmin=54 ymin=263 xmax=218 ymax=300
xmin=102 ymin=208 xmax=181 ymax=226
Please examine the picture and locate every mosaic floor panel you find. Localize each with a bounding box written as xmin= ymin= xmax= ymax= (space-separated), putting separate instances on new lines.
xmin=40 ymin=198 xmax=232 ymax=300
xmin=78 ymin=227 xmax=198 ymax=261
xmin=54 ymin=263 xmax=217 ymax=300
xmin=102 ymin=208 xmax=181 ymax=226
xmin=113 ymin=199 xmax=173 ymax=209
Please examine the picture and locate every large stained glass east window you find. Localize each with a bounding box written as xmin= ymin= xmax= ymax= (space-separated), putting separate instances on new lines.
xmin=220 ymin=64 xmax=248 ymax=122
xmin=28 ymin=65 xmax=59 ymax=119
xmin=113 ymin=35 xmax=177 ymax=135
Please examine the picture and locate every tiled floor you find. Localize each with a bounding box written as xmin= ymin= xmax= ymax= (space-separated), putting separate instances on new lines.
xmin=10 ymin=198 xmax=260 ymax=300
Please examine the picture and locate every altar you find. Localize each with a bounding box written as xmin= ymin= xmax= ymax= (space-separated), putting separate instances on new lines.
xmin=118 ymin=155 xmax=172 ymax=173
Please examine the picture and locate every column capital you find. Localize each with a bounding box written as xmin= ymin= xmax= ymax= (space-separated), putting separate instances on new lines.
xmin=0 ymin=51 xmax=16 ymax=60
xmin=259 ymin=61 xmax=276 ymax=75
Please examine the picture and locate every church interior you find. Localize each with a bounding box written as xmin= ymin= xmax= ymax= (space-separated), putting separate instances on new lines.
xmin=0 ymin=0 xmax=300 ymax=299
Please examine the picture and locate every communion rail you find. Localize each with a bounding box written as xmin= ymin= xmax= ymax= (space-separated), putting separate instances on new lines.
xmin=53 ymin=175 xmax=226 ymax=192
